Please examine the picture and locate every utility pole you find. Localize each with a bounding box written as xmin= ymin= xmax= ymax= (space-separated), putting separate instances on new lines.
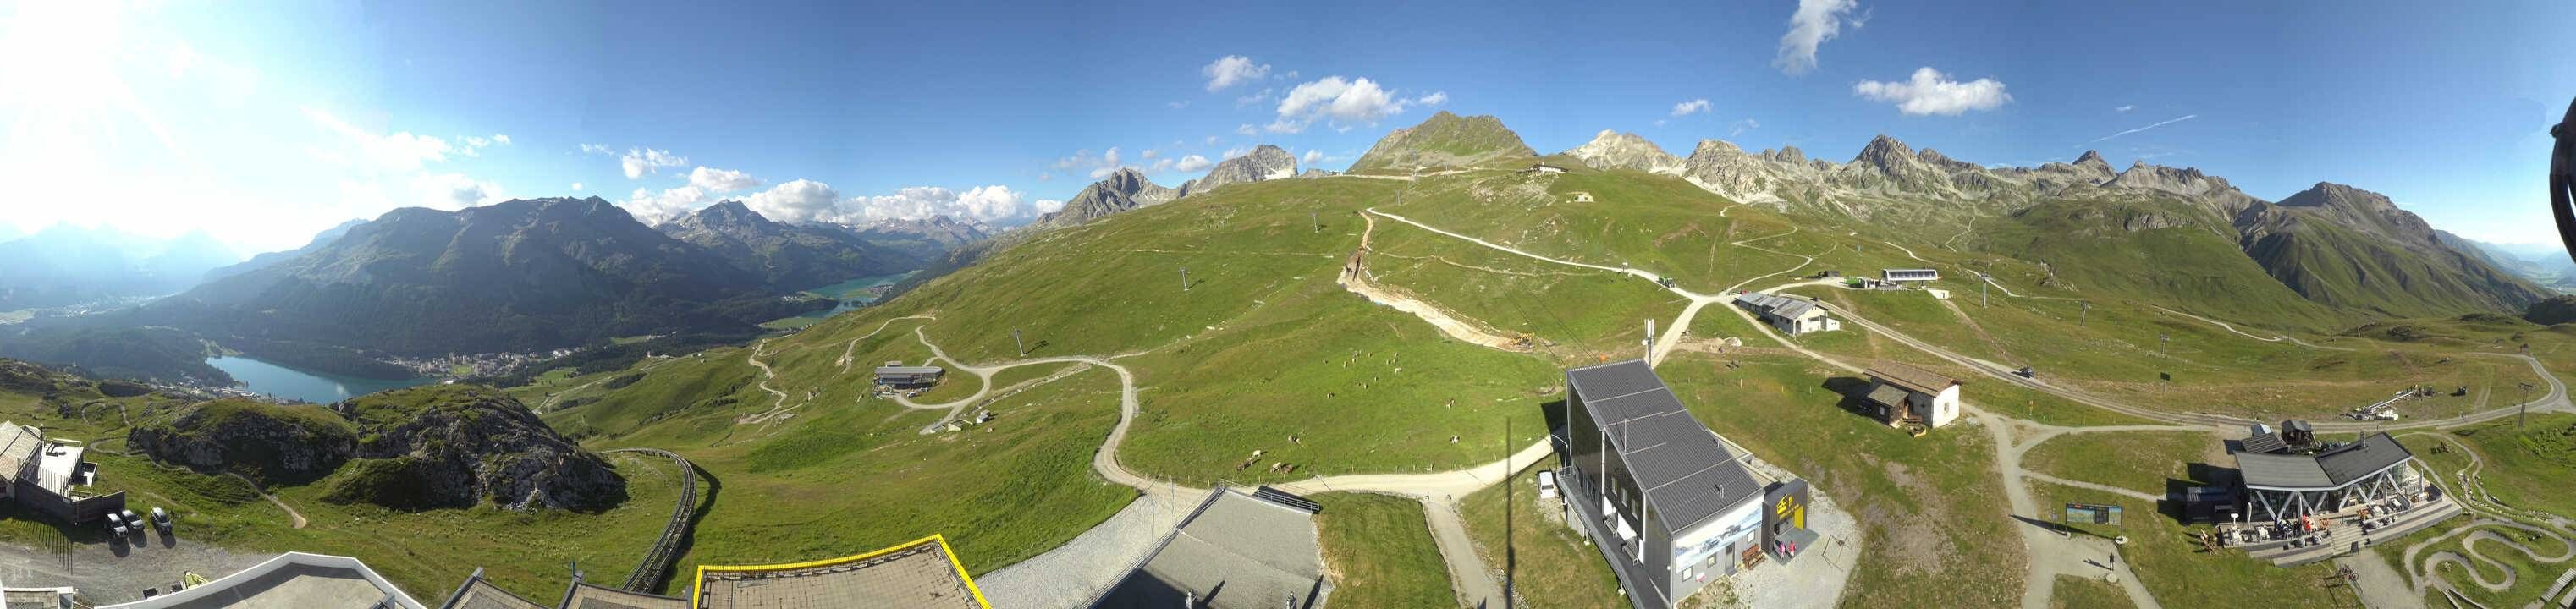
xmin=1979 ymin=272 xmax=1990 ymax=308
xmin=2159 ymin=333 xmax=2169 ymax=357
xmin=1643 ymin=319 xmax=1656 ymax=364
xmin=1313 ymin=211 xmax=1320 ymax=233
xmin=2521 ymin=381 xmax=2535 ymax=430
xmin=1013 ymin=328 xmax=1026 ymax=357
xmin=1181 ymin=266 xmax=1190 ymax=293
xmin=2080 ymin=301 xmax=2090 ymax=327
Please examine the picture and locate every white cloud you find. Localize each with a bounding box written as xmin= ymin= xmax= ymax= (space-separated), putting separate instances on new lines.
xmin=1203 ymin=55 xmax=1271 ymax=91
xmin=412 ymin=173 xmax=504 ymax=210
xmin=620 ymin=148 xmax=687 ymax=179
xmin=1730 ymin=118 xmax=1760 ymax=137
xmin=1151 ymin=158 xmax=1175 ymax=172
xmin=1302 ymin=150 xmax=1323 ymax=164
xmin=742 ymin=179 xmax=843 ymax=223
xmin=2087 ymin=114 xmax=2199 ymax=144
xmin=305 ymin=108 xmax=453 ymax=172
xmin=1415 ymin=91 xmax=1447 ymax=107
xmin=1671 ymin=98 xmax=1712 ymax=118
xmin=1175 ymin=155 xmax=1215 ymax=173
xmin=1205 ymin=135 xmax=1222 ymax=145
xmin=579 ymin=143 xmax=613 ymax=155
xmin=1141 ymin=148 xmax=1160 ymax=160
xmin=851 ymin=184 xmax=1052 ymax=225
xmin=570 ymin=182 xmax=584 ymax=191
xmin=1222 ymin=146 xmax=1252 ymax=160
xmin=687 ymin=166 xmax=762 ymax=192
xmin=1166 ymin=100 xmax=1189 ymax=109
xmin=1269 ymin=76 xmax=1412 ymax=134
xmin=1775 ymin=0 xmax=1862 ymax=75
xmin=619 ymin=185 xmax=712 ymax=225
xmin=1236 ymin=88 xmax=1274 ymax=107
xmin=1054 ymin=147 xmax=1138 ymax=179
xmin=1852 ymin=67 xmax=2011 ymax=116
xmin=493 ymin=134 xmax=512 ymax=145
xmin=2116 ymin=105 xmax=2136 ymax=112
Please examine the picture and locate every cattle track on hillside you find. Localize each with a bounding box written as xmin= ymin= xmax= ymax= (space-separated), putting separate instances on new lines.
xmin=606 ymin=447 xmax=699 ymax=592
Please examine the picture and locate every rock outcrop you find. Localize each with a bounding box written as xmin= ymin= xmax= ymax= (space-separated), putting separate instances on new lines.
xmin=129 ymin=386 xmax=625 ymax=511
xmin=1177 ymin=145 xmax=1298 ymax=198
xmin=1035 ymin=168 xmax=1179 ymax=227
xmin=1566 ymin=130 xmax=1682 ymax=174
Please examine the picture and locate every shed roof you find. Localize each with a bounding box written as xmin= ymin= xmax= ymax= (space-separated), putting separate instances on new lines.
xmin=1864 ymin=384 xmax=1911 ymax=409
xmin=873 ymin=366 xmax=945 ymax=376
xmin=2234 ymin=433 xmax=2414 ymax=490
xmin=1566 ymin=359 xmax=1767 ymax=535
xmin=2237 ymin=432 xmax=2288 ymax=455
xmin=1866 ymin=361 xmax=1959 ymax=396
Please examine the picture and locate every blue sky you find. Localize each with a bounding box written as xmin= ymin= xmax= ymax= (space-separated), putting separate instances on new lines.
xmin=3 ymin=0 xmax=2572 ymax=253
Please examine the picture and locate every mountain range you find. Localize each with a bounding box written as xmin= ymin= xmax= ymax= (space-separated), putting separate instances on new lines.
xmin=0 ymin=225 xmax=242 ymax=310
xmin=1561 ymin=127 xmax=2549 ymax=322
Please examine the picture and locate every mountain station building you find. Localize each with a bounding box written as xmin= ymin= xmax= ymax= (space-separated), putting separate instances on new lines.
xmin=0 ymin=421 xmax=124 ymax=524
xmin=1553 ymin=360 xmax=1815 ymax=609
xmin=1732 ymin=293 xmax=1841 ymax=336
xmin=1880 ymin=269 xmax=1939 ymax=283
xmin=872 ymin=363 xmax=945 ymax=389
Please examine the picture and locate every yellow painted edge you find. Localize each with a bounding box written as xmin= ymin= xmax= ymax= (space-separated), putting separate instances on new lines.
xmin=690 ymin=534 xmax=988 ymax=608
xmin=934 ymin=534 xmax=993 ymax=609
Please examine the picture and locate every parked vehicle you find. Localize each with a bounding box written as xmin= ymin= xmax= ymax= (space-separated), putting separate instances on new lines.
xmin=150 ymin=507 xmax=173 ymax=532
xmin=105 ymin=512 xmax=128 ymax=537
xmin=1537 ymin=470 xmax=1560 ymax=499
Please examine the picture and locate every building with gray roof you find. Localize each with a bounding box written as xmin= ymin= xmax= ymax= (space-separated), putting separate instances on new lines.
xmin=1555 ymin=359 xmax=1810 ymax=609
xmin=1731 ymin=293 xmax=1840 ymax=336
xmin=1087 ymin=487 xmax=1330 ymax=609
xmin=97 ymin=551 xmax=423 ymax=609
xmin=2232 ymin=432 xmax=2427 ymax=524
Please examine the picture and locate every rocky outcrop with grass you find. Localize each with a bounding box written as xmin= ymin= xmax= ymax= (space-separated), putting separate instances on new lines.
xmin=129 ymin=386 xmax=625 ymax=511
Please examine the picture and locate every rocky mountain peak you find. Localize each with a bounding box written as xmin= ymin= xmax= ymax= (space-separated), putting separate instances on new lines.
xmin=1767 ymin=146 xmax=1807 ymax=165
xmin=676 ymin=200 xmax=771 ymax=230
xmin=1037 ymin=168 xmax=1179 ymax=227
xmin=1177 ymin=145 xmax=1299 ymax=198
xmin=1853 ymin=134 xmax=1915 ymax=166
xmin=2073 ymin=150 xmax=2111 ymax=171
xmin=1566 ymin=130 xmax=1681 ymax=173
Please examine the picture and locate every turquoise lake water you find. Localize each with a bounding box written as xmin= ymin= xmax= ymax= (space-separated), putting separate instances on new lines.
xmin=205 ymin=355 xmax=435 ymax=403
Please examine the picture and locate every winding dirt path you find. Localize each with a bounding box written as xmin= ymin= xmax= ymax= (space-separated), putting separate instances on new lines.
xmin=223 ymin=473 xmax=305 ymax=529
xmin=1336 ymin=212 xmax=1536 ymax=352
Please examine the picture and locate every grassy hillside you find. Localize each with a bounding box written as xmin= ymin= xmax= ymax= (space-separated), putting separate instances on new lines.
xmin=1980 ymin=197 xmax=2345 ymax=332
xmin=1346 ymin=112 xmax=1538 ymax=174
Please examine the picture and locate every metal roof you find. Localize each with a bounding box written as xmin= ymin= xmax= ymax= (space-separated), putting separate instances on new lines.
xmin=1866 ymin=361 xmax=1959 ymax=396
xmin=873 ymin=365 xmax=945 ymax=376
xmin=0 ymin=422 xmax=40 ymax=486
xmin=1566 ymin=359 xmax=1767 ymax=535
xmin=1090 ymin=488 xmax=1331 ymax=609
xmin=2237 ymin=432 xmax=2288 ymax=455
xmin=2234 ymin=433 xmax=2414 ymax=491
xmin=1733 ymin=293 xmax=1825 ymax=321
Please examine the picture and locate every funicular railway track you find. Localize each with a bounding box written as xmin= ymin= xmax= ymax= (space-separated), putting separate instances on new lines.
xmin=605 ymin=447 xmax=699 ymax=592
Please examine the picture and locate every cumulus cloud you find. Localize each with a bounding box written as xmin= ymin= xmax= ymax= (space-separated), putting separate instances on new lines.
xmin=1852 ymin=67 xmax=2011 ymax=116
xmin=1174 ymin=155 xmax=1215 ymax=173
xmin=1671 ymin=98 xmax=1713 ymax=118
xmin=571 ymin=182 xmax=584 ymax=191
xmin=413 ymin=173 xmax=504 ymax=209
xmin=687 ymin=166 xmax=762 ymax=192
xmin=619 ymin=185 xmax=711 ymax=225
xmin=579 ymin=143 xmax=613 ymax=155
xmin=1730 ymin=118 xmax=1761 ymax=137
xmin=1415 ymin=91 xmax=1447 ymax=107
xmin=1236 ymin=88 xmax=1274 ymax=107
xmin=1166 ymin=100 xmax=1188 ymax=109
xmin=1775 ymin=0 xmax=1862 ymax=75
xmin=1203 ymin=55 xmax=1271 ymax=91
xmin=1269 ymin=76 xmax=1412 ymax=134
xmin=852 ymin=185 xmax=1053 ymax=225
xmin=1302 ymin=150 xmax=1323 ymax=164
xmin=621 ymin=148 xmax=688 ymax=179
xmin=1053 ymin=147 xmax=1138 ymax=179
xmin=738 ymin=179 xmax=842 ymax=223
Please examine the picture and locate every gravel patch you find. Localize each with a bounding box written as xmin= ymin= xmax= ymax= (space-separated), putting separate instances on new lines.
xmin=0 ymin=532 xmax=274 ymax=605
xmin=1723 ymin=452 xmax=1860 ymax=609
